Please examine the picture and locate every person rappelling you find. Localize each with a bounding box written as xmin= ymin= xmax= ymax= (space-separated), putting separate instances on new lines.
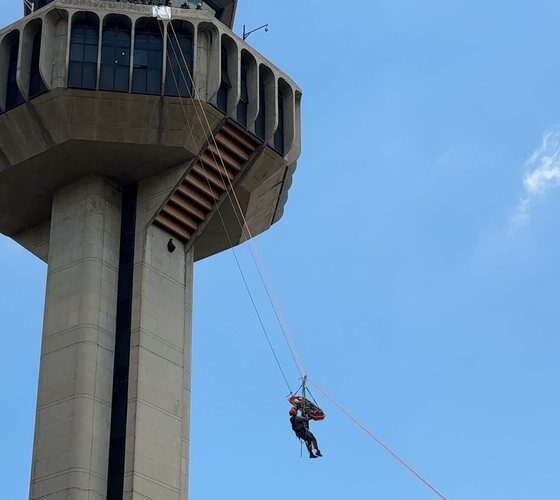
xmin=289 ymin=407 xmax=323 ymax=459
xmin=287 ymin=376 xmax=326 ymax=459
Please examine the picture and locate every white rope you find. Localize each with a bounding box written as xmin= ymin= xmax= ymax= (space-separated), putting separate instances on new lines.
xmin=167 ymin=21 xmax=306 ymax=378
xmin=158 ymin=20 xmax=293 ymax=393
xmin=158 ymin=22 xmax=448 ymax=499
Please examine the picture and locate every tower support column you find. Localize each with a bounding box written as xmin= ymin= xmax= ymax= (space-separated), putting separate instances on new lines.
xmin=122 ymin=177 xmax=195 ymax=500
xmin=30 ymin=176 xmax=122 ymax=500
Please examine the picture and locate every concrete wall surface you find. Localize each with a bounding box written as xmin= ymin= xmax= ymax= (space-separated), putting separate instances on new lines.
xmin=30 ymin=176 xmax=122 ymax=499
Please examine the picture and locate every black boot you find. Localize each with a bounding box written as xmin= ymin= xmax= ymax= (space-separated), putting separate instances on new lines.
xmin=315 ymin=450 xmax=323 ymax=457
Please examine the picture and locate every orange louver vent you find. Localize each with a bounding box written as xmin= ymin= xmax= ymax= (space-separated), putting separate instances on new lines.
xmin=154 ymin=120 xmax=260 ymax=241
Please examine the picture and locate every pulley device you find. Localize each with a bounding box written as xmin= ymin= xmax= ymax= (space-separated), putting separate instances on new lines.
xmin=288 ymin=376 xmax=326 ymax=421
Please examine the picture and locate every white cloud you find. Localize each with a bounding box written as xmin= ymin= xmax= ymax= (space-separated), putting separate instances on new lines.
xmin=511 ymin=128 xmax=560 ymax=229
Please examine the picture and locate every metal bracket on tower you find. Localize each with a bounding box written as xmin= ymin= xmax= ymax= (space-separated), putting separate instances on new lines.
xmin=24 ymin=0 xmax=35 ymax=13
xmin=242 ymin=23 xmax=269 ymax=41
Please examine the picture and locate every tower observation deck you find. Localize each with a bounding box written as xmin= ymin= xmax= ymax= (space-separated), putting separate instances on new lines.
xmin=0 ymin=1 xmax=301 ymax=498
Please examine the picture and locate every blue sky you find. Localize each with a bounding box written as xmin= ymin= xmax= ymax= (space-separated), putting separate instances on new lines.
xmin=2 ymin=1 xmax=560 ymax=498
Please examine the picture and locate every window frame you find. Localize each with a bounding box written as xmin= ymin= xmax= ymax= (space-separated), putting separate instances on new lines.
xmin=132 ymin=20 xmax=163 ymax=96
xmin=235 ymin=60 xmax=249 ymax=127
xmin=273 ymin=92 xmax=285 ymax=154
xmin=216 ymin=47 xmax=231 ymax=113
xmin=255 ymin=76 xmax=266 ymax=140
xmin=164 ymin=23 xmax=194 ymax=97
xmin=68 ymin=17 xmax=99 ymax=91
xmin=5 ymin=35 xmax=25 ymax=111
xmin=99 ymin=19 xmax=131 ymax=93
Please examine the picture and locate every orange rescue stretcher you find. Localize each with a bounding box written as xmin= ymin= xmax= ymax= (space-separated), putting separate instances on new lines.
xmin=288 ymin=395 xmax=326 ymax=421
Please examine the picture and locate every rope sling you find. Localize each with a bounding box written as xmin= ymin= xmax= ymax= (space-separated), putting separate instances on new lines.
xmin=288 ymin=376 xmax=325 ymax=421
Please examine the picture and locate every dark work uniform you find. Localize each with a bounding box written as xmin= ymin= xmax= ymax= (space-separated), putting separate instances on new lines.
xmin=290 ymin=414 xmax=320 ymax=457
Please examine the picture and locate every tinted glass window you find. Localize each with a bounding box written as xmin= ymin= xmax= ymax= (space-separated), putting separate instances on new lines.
xmin=29 ymin=29 xmax=48 ymax=98
xmin=274 ymin=93 xmax=285 ymax=154
xmin=255 ymin=77 xmax=266 ymax=140
xmin=132 ymin=24 xmax=163 ymax=95
xmin=68 ymin=21 xmax=99 ymax=90
xmin=5 ymin=38 xmax=25 ymax=110
xmin=216 ymin=48 xmax=230 ymax=113
xmin=235 ymin=62 xmax=248 ymax=127
xmin=100 ymin=21 xmax=130 ymax=92
xmin=165 ymin=28 xmax=193 ymax=97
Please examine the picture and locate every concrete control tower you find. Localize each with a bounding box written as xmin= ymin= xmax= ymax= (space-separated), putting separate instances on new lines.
xmin=0 ymin=1 xmax=301 ymax=498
